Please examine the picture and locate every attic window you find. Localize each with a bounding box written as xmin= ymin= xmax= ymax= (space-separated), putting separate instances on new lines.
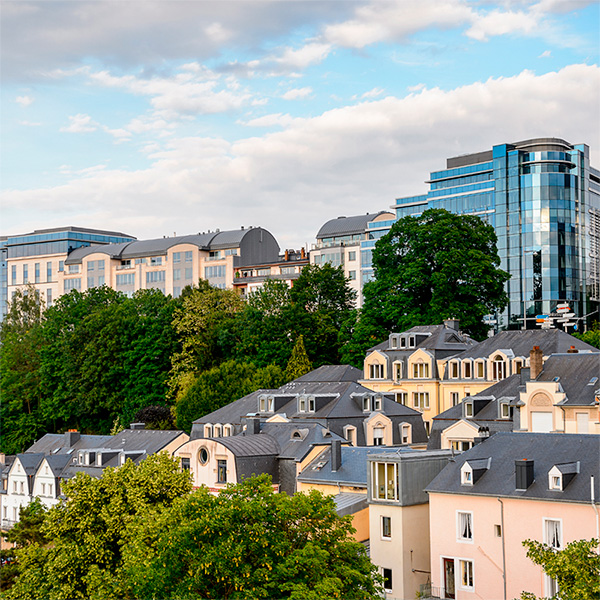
xmin=399 ymin=337 xmax=406 ymax=348
xmin=450 ymin=361 xmax=459 ymax=379
xmin=500 ymin=403 xmax=510 ymax=419
xmin=292 ymin=431 xmax=302 ymax=439
xmin=363 ymin=396 xmax=371 ymax=412
xmin=465 ymin=402 xmax=474 ymax=418
xmin=373 ymin=396 xmax=382 ymax=411
xmin=549 ymin=475 xmax=562 ymax=490
xmin=408 ymin=335 xmax=416 ymax=348
xmin=461 ymin=465 xmax=473 ymax=485
xmin=589 ymin=377 xmax=599 ymax=385
xmin=298 ymin=396 xmax=307 ymax=412
xmin=391 ymin=337 xmax=397 ymax=349
xmin=463 ymin=361 xmax=472 ymax=379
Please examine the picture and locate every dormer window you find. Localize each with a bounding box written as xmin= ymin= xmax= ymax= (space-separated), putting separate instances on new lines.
xmin=344 ymin=425 xmax=357 ymax=445
xmin=500 ymin=402 xmax=510 ymax=419
xmin=548 ymin=463 xmax=579 ymax=491
xmin=408 ymin=335 xmax=416 ymax=348
xmin=463 ymin=361 xmax=472 ymax=379
xmin=450 ymin=361 xmax=459 ymax=379
xmin=204 ymin=424 xmax=213 ymax=438
xmin=223 ymin=424 xmax=232 ymax=437
xmin=465 ymin=402 xmax=473 ymax=418
xmin=475 ymin=360 xmax=485 ymax=378
xmin=214 ymin=424 xmax=222 ymax=437
xmin=298 ymin=396 xmax=307 ymax=412
xmin=399 ymin=337 xmax=407 ymax=348
xmin=363 ymin=396 xmax=371 ymax=412
xmin=391 ymin=337 xmax=398 ymax=349
xmin=259 ymin=395 xmax=274 ymax=413
xmin=393 ymin=362 xmax=403 ymax=381
xmin=513 ymin=358 xmax=524 ymax=374
xmin=373 ymin=426 xmax=384 ymax=446
xmin=370 ymin=363 xmax=384 ymax=379
xmin=461 ymin=465 xmax=473 ymax=485
xmin=462 ymin=458 xmax=491 ymax=485
xmin=308 ymin=396 xmax=315 ymax=412
xmin=373 ymin=396 xmax=382 ymax=411
xmin=491 ymin=355 xmax=507 ymax=380
xmin=413 ymin=360 xmax=429 ymax=378
xmin=550 ymin=475 xmax=561 ymax=490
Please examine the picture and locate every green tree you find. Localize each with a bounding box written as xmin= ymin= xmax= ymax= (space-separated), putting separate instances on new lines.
xmin=168 ymin=281 xmax=243 ymax=402
xmin=520 ymin=538 xmax=600 ymax=600
xmin=356 ymin=209 xmax=510 ymax=354
xmin=573 ymin=321 xmax=600 ymax=349
xmin=2 ymin=498 xmax=49 ymax=548
xmin=5 ymin=453 xmax=191 ymax=600
xmin=284 ymin=335 xmax=312 ymax=381
xmin=122 ymin=474 xmax=382 ymax=600
xmin=175 ymin=360 xmax=285 ymax=431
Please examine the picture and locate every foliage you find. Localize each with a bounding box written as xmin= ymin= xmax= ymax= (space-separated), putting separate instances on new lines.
xmin=573 ymin=321 xmax=600 ymax=349
xmin=2 ymin=498 xmax=49 ymax=548
xmin=168 ymin=280 xmax=244 ymax=402
xmin=4 ymin=454 xmax=191 ymax=600
xmin=175 ymin=360 xmax=285 ymax=431
xmin=133 ymin=404 xmax=176 ymax=430
xmin=122 ymin=474 xmax=382 ymax=600
xmin=284 ymin=335 xmax=312 ymax=381
xmin=520 ymin=538 xmax=600 ymax=600
xmin=0 ymin=549 xmax=18 ymax=592
xmin=353 ymin=209 xmax=510 ymax=358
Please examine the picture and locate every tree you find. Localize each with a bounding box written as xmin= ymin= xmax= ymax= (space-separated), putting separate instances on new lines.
xmin=133 ymin=404 xmax=175 ymax=430
xmin=2 ymin=498 xmax=49 ymax=548
xmin=358 ymin=209 xmax=510 ymax=350
xmin=122 ymin=475 xmax=382 ymax=600
xmin=284 ymin=335 xmax=312 ymax=381
xmin=175 ymin=360 xmax=285 ymax=431
xmin=5 ymin=454 xmax=191 ymax=600
xmin=520 ymin=538 xmax=600 ymax=600
xmin=573 ymin=321 xmax=600 ymax=349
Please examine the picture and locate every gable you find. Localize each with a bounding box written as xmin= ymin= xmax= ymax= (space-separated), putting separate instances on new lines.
xmin=442 ymin=419 xmax=480 ymax=439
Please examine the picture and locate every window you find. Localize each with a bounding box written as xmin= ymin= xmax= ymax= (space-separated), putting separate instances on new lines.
xmin=458 ymin=511 xmax=473 ymax=541
xmin=399 ymin=337 xmax=406 ymax=348
xmin=87 ymin=261 xmax=95 ymax=272
xmin=363 ymin=396 xmax=371 ymax=412
xmin=382 ymin=568 xmax=392 ymax=593
xmin=64 ymin=278 xmax=81 ymax=292
xmin=185 ymin=268 xmax=193 ymax=280
xmin=204 ymin=424 xmax=213 ymax=438
xmin=396 ymin=392 xmax=408 ymax=405
xmin=450 ymin=361 xmax=459 ymax=378
xmin=344 ymin=426 xmax=357 ymax=445
xmin=205 ymin=265 xmax=226 ymax=279
xmin=198 ymin=448 xmax=209 ymax=465
xmin=494 ymin=524 xmax=502 ymax=537
xmin=500 ymin=403 xmax=510 ymax=418
xmin=217 ymin=460 xmax=227 ymax=483
xmin=20 ymin=481 xmax=24 ymax=494
xmin=34 ymin=263 xmax=40 ymax=283
xmin=401 ymin=423 xmax=411 ymax=444
xmin=173 ymin=252 xmax=181 ymax=263
xmin=150 ymin=257 xmax=162 ymax=266
xmin=298 ymin=396 xmax=307 ymax=412
xmin=23 ymin=264 xmax=28 ymax=283
xmin=451 ymin=392 xmax=460 ymax=406
xmin=11 ymin=265 xmax=17 ymax=284
xmin=308 ymin=396 xmax=315 ymax=412
xmin=185 ymin=251 xmax=193 ymax=262
xmin=87 ymin=276 xmax=95 ymax=288
xmin=98 ymin=260 xmax=105 ymax=271
xmin=173 ymin=269 xmax=181 ymax=281
xmin=381 ymin=516 xmax=391 ymax=539
xmin=146 ymin=271 xmax=165 ymax=283
xmin=461 ymin=465 xmax=473 ymax=485
xmin=58 ymin=260 xmax=64 ymax=272
xmin=46 ymin=289 xmax=52 ymax=307
xmin=373 ymin=396 xmax=382 ymax=411
xmin=413 ymin=392 xmax=429 ymax=410
xmin=394 ymin=363 xmax=403 ymax=381
xmin=459 ymin=560 xmax=474 ymax=589
xmin=348 ymin=251 xmax=356 ymax=261
xmin=391 ymin=337 xmax=397 ymax=349
xmin=463 ymin=361 xmax=472 ymax=378
xmin=372 ymin=461 xmax=398 ymax=501
xmin=452 ymin=440 xmax=473 ymax=452
xmin=550 ymin=475 xmax=561 ymax=490
xmin=544 ymin=519 xmax=562 ymax=550
xmin=116 ymin=273 xmax=135 ymax=286
xmin=369 ymin=363 xmax=384 ymax=379
xmin=514 ymin=359 xmax=523 ymax=374
xmin=373 ymin=426 xmax=384 ymax=446
xmin=68 ymin=264 xmax=80 ymax=274
xmin=412 ymin=361 xmax=429 ymax=378
xmin=181 ymin=457 xmax=190 ymax=471
xmin=491 ymin=356 xmax=506 ymax=380
xmin=465 ymin=403 xmax=473 ymax=418
xmin=475 ymin=360 xmax=484 ymax=378
xmin=408 ymin=335 xmax=416 ymax=348
xmin=223 ymin=425 xmax=232 ymax=437
xmin=348 ymin=270 xmax=356 ymax=280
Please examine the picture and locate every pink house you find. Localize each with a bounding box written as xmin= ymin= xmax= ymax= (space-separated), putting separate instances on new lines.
xmin=425 ymin=432 xmax=599 ymax=599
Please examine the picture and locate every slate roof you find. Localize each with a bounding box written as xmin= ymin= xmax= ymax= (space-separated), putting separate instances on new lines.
xmin=297 ymin=445 xmax=406 ymax=487
xmin=193 ymin=389 xmax=270 ymax=425
xmin=451 ymin=329 xmax=596 ymax=361
xmin=426 ymin=432 xmax=600 ymax=503
xmin=538 ymin=353 xmax=600 ymax=406
xmin=26 ymin=433 xmax=113 ymax=455
xmin=214 ymin=434 xmax=280 ymax=457
xmin=102 ymin=429 xmax=186 ymax=454
xmin=42 ymin=454 xmax=72 ymax=476
xmin=287 ymin=365 xmax=362 ymax=383
xmin=316 ymin=213 xmax=388 ymax=239
xmin=14 ymin=453 xmax=46 ymax=475
xmin=368 ymin=324 xmax=477 ymax=353
xmin=333 ymin=492 xmax=368 ymax=517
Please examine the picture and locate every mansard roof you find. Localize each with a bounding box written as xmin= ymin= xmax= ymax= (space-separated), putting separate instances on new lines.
xmin=539 ymin=353 xmax=600 ymax=406
xmin=316 ymin=212 xmax=389 ymax=239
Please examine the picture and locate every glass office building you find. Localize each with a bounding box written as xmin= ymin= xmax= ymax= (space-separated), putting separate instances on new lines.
xmin=378 ymin=138 xmax=600 ymax=330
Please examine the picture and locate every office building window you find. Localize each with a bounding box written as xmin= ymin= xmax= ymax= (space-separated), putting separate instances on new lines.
xmin=98 ymin=276 xmax=105 ymax=286
xmin=185 ymin=268 xmax=193 ymax=280
xmin=173 ymin=252 xmax=181 ymax=263
xmin=205 ymin=266 xmax=226 ymax=279
xmin=46 ymin=262 xmax=52 ymax=282
xmin=87 ymin=261 xmax=95 ymax=271
xmin=64 ymin=278 xmax=81 ymax=292
xmin=98 ymin=260 xmax=105 ymax=271
xmin=11 ymin=265 xmax=17 ymax=284
xmin=87 ymin=277 xmax=95 ymax=288
xmin=348 ymin=251 xmax=356 ymax=261
xmin=381 ymin=516 xmax=391 ymax=539
xmin=116 ymin=274 xmax=135 ymax=286
xmin=217 ymin=460 xmax=227 ymax=484
xmin=146 ymin=271 xmax=166 ymax=283
xmin=58 ymin=261 xmax=64 ymax=272
xmin=46 ymin=289 xmax=52 ymax=307
xmin=68 ymin=265 xmax=80 ymax=274
xmin=34 ymin=263 xmax=40 ymax=283
xmin=348 ymin=270 xmax=356 ymax=280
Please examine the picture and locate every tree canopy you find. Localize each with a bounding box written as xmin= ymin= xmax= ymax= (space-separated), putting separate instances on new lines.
xmin=344 ymin=209 xmax=509 ymax=363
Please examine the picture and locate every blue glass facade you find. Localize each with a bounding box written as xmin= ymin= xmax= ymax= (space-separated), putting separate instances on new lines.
xmin=387 ymin=139 xmax=600 ymax=330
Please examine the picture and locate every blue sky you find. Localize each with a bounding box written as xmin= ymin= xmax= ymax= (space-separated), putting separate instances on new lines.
xmin=2 ymin=0 xmax=599 ymax=249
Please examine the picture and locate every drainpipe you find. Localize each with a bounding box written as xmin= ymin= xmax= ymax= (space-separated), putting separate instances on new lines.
xmin=592 ymin=476 xmax=599 ymax=545
xmin=497 ymin=498 xmax=507 ymax=600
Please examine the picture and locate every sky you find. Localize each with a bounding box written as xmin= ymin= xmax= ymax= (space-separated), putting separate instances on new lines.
xmin=1 ymin=0 xmax=599 ymax=250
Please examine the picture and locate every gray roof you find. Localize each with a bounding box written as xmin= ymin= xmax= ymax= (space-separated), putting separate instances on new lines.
xmin=368 ymin=324 xmax=477 ymax=353
xmin=288 ymin=365 xmax=363 ymax=383
xmin=214 ymin=433 xmax=280 ymax=457
xmin=15 ymin=453 xmax=46 ymax=475
xmin=451 ymin=329 xmax=597 ymax=360
xmin=42 ymin=454 xmax=72 ymax=476
xmin=316 ymin=212 xmax=389 ymax=239
xmin=333 ymin=492 xmax=369 ymax=517
xmin=102 ymin=429 xmax=186 ymax=454
xmin=297 ymin=445 xmax=406 ymax=487
xmin=26 ymin=433 xmax=113 ymax=455
xmin=426 ymin=432 xmax=600 ymax=503
xmin=538 ymin=353 xmax=600 ymax=406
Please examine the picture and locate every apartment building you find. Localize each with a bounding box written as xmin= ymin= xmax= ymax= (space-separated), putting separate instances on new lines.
xmin=311 ymin=212 xmax=393 ymax=306
xmin=3 ymin=226 xmax=136 ymax=315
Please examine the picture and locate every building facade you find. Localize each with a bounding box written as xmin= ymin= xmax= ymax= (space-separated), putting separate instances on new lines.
xmin=389 ymin=138 xmax=600 ymax=330
xmin=3 ymin=227 xmax=136 ymax=316
xmin=312 ymin=212 xmax=394 ymax=306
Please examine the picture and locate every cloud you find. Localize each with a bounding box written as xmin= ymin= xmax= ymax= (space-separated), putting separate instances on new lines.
xmin=539 ymin=50 xmax=552 ymax=58
xmin=407 ymin=83 xmax=427 ymax=92
xmin=281 ymin=87 xmax=313 ymax=100
xmin=242 ymin=113 xmax=295 ymax=127
xmin=19 ymin=120 xmax=42 ymax=127
xmin=60 ymin=114 xmax=99 ymax=133
xmin=4 ymin=64 xmax=599 ymax=250
xmin=15 ymin=95 xmax=34 ymax=106
xmin=361 ymin=87 xmax=385 ymax=99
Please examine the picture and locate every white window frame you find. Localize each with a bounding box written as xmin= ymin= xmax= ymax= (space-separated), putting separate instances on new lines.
xmin=458 ymin=559 xmax=474 ymax=591
xmin=204 ymin=424 xmax=213 ymax=438
xmin=500 ymin=402 xmax=510 ymax=419
xmin=373 ymin=426 xmax=385 ymax=446
xmin=461 ymin=464 xmax=473 ymax=486
xmin=371 ymin=461 xmax=398 ymax=501
xmin=298 ymin=396 xmax=307 ymax=412
xmin=543 ymin=518 xmax=562 ymax=550
xmin=457 ymin=511 xmax=474 ymax=543
xmin=400 ymin=423 xmax=411 ymax=444
xmin=450 ymin=361 xmax=460 ymax=379
xmin=308 ymin=396 xmax=315 ymax=412
xmin=463 ymin=360 xmax=472 ymax=379
xmin=475 ymin=360 xmax=485 ymax=379
xmin=223 ymin=424 xmax=232 ymax=437
xmin=396 ymin=391 xmax=408 ymax=405
xmin=413 ymin=392 xmax=430 ymax=410
xmin=381 ymin=516 xmax=392 ymax=540
xmin=373 ymin=396 xmax=382 ymax=411
xmin=369 ymin=363 xmax=384 ymax=379
xmin=393 ymin=361 xmax=403 ymax=381
xmin=491 ymin=356 xmax=507 ymax=381
xmin=413 ymin=361 xmax=430 ymax=379
xmin=363 ymin=396 xmax=371 ymax=412
xmin=344 ymin=425 xmax=357 ymax=446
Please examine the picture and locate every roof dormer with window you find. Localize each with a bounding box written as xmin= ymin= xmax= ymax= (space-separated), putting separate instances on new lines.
xmin=461 ymin=458 xmax=491 ymax=486
xmin=548 ymin=462 xmax=579 ymax=491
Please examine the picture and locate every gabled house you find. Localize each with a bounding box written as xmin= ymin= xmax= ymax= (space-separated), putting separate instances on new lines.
xmin=1 ymin=453 xmax=45 ymax=527
xmin=191 ymin=365 xmax=428 ymax=447
xmin=425 ymin=433 xmax=599 ymax=600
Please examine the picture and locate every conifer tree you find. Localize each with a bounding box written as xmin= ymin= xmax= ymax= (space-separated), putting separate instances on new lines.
xmin=284 ymin=334 xmax=312 ymax=381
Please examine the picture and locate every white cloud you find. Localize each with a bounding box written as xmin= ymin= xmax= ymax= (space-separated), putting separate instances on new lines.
xmin=60 ymin=114 xmax=98 ymax=133
xmin=466 ymin=9 xmax=539 ymax=41
xmin=407 ymin=83 xmax=427 ymax=92
xmin=15 ymin=95 xmax=34 ymax=106
xmin=243 ymin=113 xmax=295 ymax=127
xmin=539 ymin=49 xmax=552 ymax=58
xmin=274 ymin=42 xmax=332 ymax=70
xmin=281 ymin=87 xmax=313 ymax=100
xmin=4 ymin=64 xmax=599 ymax=250
xmin=19 ymin=120 xmax=42 ymax=127
xmin=361 ymin=87 xmax=385 ymax=99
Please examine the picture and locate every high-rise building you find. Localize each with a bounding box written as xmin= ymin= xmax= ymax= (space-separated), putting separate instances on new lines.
xmin=389 ymin=138 xmax=600 ymax=330
xmin=3 ymin=227 xmax=136 ymax=318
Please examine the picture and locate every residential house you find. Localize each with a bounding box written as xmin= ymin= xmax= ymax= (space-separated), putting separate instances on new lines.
xmin=425 ymin=433 xmax=599 ymax=600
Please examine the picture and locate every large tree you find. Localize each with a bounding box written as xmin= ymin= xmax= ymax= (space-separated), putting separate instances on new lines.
xmin=357 ymin=209 xmax=509 ymax=348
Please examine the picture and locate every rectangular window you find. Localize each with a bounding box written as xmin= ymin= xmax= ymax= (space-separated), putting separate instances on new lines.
xmin=460 ymin=560 xmax=474 ymax=589
xmin=23 ymin=264 xmax=28 ymax=283
xmin=501 ymin=403 xmax=510 ymax=418
xmin=173 ymin=269 xmax=181 ymax=281
xmin=205 ymin=266 xmax=226 ymax=279
xmin=46 ymin=262 xmax=52 ymax=282
xmin=382 ymin=568 xmax=392 ymax=593
xmin=146 ymin=271 xmax=166 ymax=284
xmin=348 ymin=270 xmax=356 ymax=280
xmin=369 ymin=364 xmax=383 ymax=379
xmin=412 ymin=392 xmax=430 ymax=410
xmin=68 ymin=265 xmax=80 ymax=274
xmin=98 ymin=275 xmax=105 ymax=286
xmin=46 ymin=288 xmax=52 ymax=307
xmin=217 ymin=460 xmax=227 ymax=484
xmin=348 ymin=251 xmax=356 ymax=261
xmin=450 ymin=362 xmax=459 ymax=378
xmin=64 ymin=278 xmax=81 ymax=292
xmin=150 ymin=257 xmax=162 ymax=265
xmin=173 ymin=252 xmax=181 ymax=263
xmin=98 ymin=260 xmax=105 ymax=271
xmin=116 ymin=273 xmax=135 ymax=286
xmin=87 ymin=261 xmax=95 ymax=271
xmin=34 ymin=263 xmax=40 ymax=283
xmin=494 ymin=524 xmax=502 ymax=537
xmin=181 ymin=457 xmax=190 ymax=471
xmin=451 ymin=392 xmax=460 ymax=406
xmin=412 ymin=362 xmax=430 ymax=378
xmin=298 ymin=397 xmax=306 ymax=412
xmin=11 ymin=265 xmax=17 ymax=284
xmin=185 ymin=268 xmax=193 ymax=280
xmin=401 ymin=424 xmax=411 ymax=444
xmin=544 ymin=519 xmax=562 ymax=550
xmin=185 ymin=251 xmax=193 ymax=262
xmin=458 ymin=511 xmax=473 ymax=541
xmin=372 ymin=462 xmax=398 ymax=501
xmin=58 ymin=261 xmax=64 ymax=272
xmin=396 ymin=392 xmax=407 ymax=405
xmin=476 ymin=361 xmax=484 ymax=378
xmin=87 ymin=276 xmax=95 ymax=288
xmin=382 ymin=516 xmax=391 ymax=539
xmin=373 ymin=427 xmax=384 ymax=445
xmin=463 ymin=361 xmax=472 ymax=378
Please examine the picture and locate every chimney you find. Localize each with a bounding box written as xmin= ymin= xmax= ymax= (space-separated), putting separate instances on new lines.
xmin=64 ymin=429 xmax=80 ymax=447
xmin=567 ymin=345 xmax=579 ymax=354
xmin=520 ymin=366 xmax=531 ymax=384
xmin=530 ymin=346 xmax=543 ymax=379
xmin=130 ymin=423 xmax=145 ymax=430
xmin=443 ymin=319 xmax=460 ymax=331
xmin=515 ymin=459 xmax=534 ymax=490
xmin=285 ymin=249 xmax=289 ymax=261
xmin=248 ymin=418 xmax=261 ymax=435
xmin=331 ymin=440 xmax=342 ymax=472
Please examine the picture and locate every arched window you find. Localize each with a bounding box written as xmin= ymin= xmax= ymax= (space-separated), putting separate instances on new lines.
xmin=491 ymin=356 xmax=506 ymax=380
xmin=213 ymin=424 xmax=222 ymax=437
xmin=204 ymin=424 xmax=213 ymax=438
